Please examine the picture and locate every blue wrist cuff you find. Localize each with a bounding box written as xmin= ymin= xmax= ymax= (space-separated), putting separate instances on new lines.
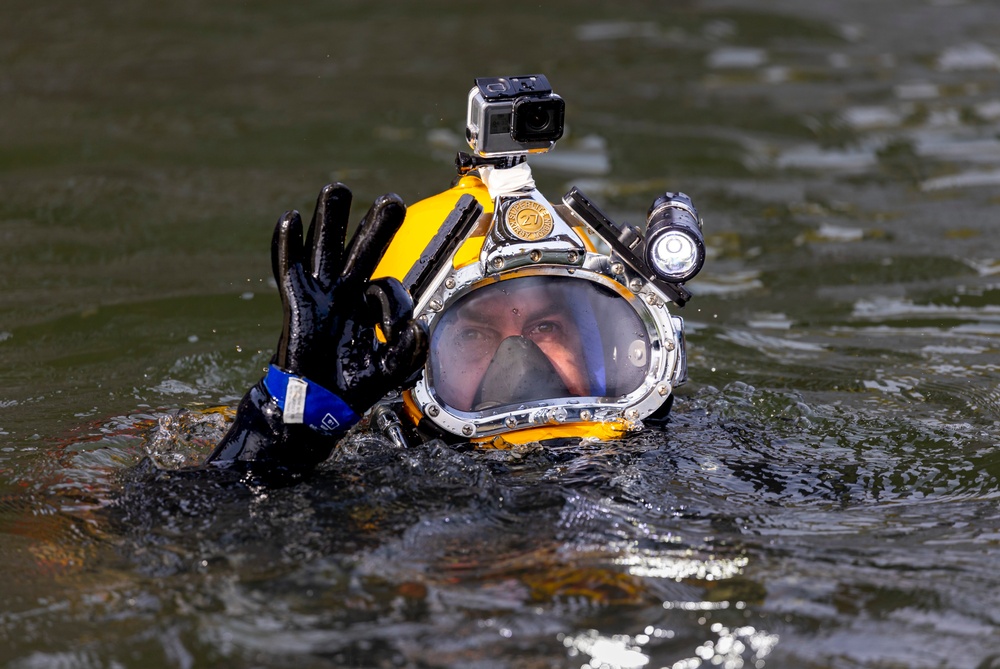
xmin=263 ymin=365 xmax=360 ymax=436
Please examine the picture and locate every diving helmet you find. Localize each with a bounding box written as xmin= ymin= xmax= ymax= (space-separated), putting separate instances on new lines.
xmin=372 ymin=74 xmax=703 ymax=445
xmin=373 ymin=165 xmax=702 ymax=446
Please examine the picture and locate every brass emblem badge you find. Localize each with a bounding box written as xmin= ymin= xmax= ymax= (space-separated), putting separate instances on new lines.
xmin=505 ymin=199 xmax=554 ymax=241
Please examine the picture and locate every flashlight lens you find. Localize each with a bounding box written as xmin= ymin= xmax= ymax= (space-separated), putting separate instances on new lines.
xmin=649 ymin=230 xmax=701 ymax=280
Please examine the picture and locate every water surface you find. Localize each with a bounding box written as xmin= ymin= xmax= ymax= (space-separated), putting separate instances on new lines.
xmin=2 ymin=1 xmax=999 ymax=667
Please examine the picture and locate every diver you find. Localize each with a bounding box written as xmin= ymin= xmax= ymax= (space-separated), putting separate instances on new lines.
xmin=205 ymin=74 xmax=706 ymax=471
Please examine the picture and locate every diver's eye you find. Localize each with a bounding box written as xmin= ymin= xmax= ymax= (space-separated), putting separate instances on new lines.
xmin=525 ymin=320 xmax=563 ymax=340
xmin=452 ymin=327 xmax=500 ymax=358
xmin=458 ymin=327 xmax=491 ymax=342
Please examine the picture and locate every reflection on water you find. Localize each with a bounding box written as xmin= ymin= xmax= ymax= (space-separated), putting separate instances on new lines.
xmin=3 ymin=0 xmax=1000 ymax=667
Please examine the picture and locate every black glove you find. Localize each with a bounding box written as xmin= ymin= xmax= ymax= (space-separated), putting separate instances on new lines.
xmin=206 ymin=183 xmax=427 ymax=469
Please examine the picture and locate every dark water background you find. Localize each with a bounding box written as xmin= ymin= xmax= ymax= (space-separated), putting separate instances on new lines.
xmin=2 ymin=0 xmax=1000 ymax=667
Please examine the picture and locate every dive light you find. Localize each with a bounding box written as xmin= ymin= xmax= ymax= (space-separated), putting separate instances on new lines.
xmin=644 ymin=193 xmax=705 ymax=284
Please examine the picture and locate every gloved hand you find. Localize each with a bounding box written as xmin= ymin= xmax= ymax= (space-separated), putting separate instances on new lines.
xmin=206 ymin=183 xmax=427 ymax=469
xmin=271 ymin=182 xmax=426 ymax=411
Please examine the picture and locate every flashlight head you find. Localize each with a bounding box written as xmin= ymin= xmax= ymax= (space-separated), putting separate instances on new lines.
xmin=644 ymin=193 xmax=705 ymax=284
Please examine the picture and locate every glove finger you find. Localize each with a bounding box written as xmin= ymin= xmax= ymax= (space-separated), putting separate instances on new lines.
xmin=306 ymin=182 xmax=352 ymax=285
xmin=364 ymin=277 xmax=414 ymax=342
xmin=340 ymin=193 xmax=406 ymax=290
xmin=377 ymin=319 xmax=429 ymax=387
xmin=271 ymin=210 xmax=305 ymax=287
xmin=271 ymin=210 xmax=304 ymax=372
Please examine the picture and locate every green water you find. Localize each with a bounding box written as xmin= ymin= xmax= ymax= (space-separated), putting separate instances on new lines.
xmin=2 ymin=1 xmax=999 ymax=667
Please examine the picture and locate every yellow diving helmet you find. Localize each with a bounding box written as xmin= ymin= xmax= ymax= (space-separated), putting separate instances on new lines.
xmin=372 ymin=75 xmax=703 ymax=446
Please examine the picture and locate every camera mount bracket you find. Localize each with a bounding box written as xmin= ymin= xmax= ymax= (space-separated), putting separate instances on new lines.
xmin=455 ymin=151 xmax=526 ymax=174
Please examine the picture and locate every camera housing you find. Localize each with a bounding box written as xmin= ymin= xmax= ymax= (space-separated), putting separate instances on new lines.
xmin=466 ymin=74 xmax=565 ymax=157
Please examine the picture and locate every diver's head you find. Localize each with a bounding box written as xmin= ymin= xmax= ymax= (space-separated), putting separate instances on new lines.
xmin=371 ymin=74 xmax=701 ymax=445
xmin=373 ymin=176 xmax=698 ymax=445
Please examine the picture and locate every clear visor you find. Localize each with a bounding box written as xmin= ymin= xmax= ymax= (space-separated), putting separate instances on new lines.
xmin=428 ymin=276 xmax=651 ymax=412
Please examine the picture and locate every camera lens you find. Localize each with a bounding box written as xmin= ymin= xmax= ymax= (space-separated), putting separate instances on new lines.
xmin=511 ymin=96 xmax=565 ymax=143
xmin=524 ymin=108 xmax=552 ymax=133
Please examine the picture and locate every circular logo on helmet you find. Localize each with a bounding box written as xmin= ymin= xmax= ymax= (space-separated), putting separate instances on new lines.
xmin=505 ymin=200 xmax=554 ymax=241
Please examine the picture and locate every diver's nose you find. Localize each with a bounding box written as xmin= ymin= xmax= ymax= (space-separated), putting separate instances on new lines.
xmin=472 ymin=336 xmax=571 ymax=410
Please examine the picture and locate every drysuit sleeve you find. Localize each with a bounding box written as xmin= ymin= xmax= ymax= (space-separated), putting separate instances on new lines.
xmin=205 ymin=183 xmax=427 ymax=471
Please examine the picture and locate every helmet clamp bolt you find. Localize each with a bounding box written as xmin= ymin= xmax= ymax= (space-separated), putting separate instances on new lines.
xmin=611 ymin=262 xmax=624 ymax=275
xmin=625 ymin=409 xmax=640 ymax=421
xmin=491 ymin=257 xmax=505 ymax=270
xmin=580 ymin=409 xmax=593 ymax=421
xmin=567 ymin=251 xmax=579 ymax=263
xmin=657 ymin=384 xmax=671 ymax=397
xmin=429 ymin=299 xmax=443 ymax=312
xmin=665 ymin=341 xmax=676 ymax=352
xmin=427 ymin=404 xmax=441 ymax=417
xmin=629 ymin=278 xmax=643 ymax=293
xmin=529 ymin=250 xmax=542 ymax=262
xmin=461 ymin=424 xmax=475 ymax=436
xmin=444 ymin=278 xmax=456 ymax=290
xmin=504 ymin=416 xmax=518 ymax=429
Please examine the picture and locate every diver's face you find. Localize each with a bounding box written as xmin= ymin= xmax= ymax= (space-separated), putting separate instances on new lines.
xmin=433 ymin=283 xmax=588 ymax=411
